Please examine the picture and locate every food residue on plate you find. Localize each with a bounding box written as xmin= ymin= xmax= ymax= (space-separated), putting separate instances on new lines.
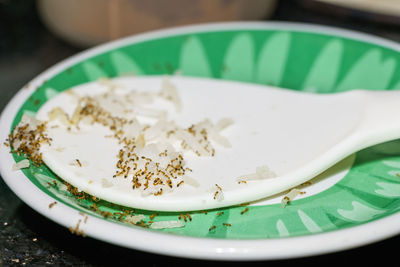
xmin=68 ymin=219 xmax=85 ymax=237
xmin=213 ymin=183 xmax=224 ymax=201
xmin=240 ymin=207 xmax=249 ymax=215
xmin=281 ymin=188 xmax=305 ymax=208
xmin=12 ymin=159 xmax=30 ymax=171
xmin=149 ymin=220 xmax=185 ymax=230
xmin=7 ymin=76 xmax=287 ymax=219
xmin=237 ymin=165 xmax=276 ymax=184
xmin=8 ymin=77 xmax=236 ymax=201
xmin=8 ymin=114 xmax=51 ymax=165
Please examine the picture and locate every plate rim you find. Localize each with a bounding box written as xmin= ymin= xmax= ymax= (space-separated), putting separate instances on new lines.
xmin=1 ymin=21 xmax=399 ymax=261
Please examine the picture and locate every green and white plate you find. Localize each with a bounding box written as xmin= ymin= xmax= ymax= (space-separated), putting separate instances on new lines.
xmin=1 ymin=22 xmax=399 ymax=260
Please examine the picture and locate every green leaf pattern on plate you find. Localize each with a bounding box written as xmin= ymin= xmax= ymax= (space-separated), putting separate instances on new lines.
xmin=335 ymin=49 xmax=396 ymax=91
xmin=302 ymin=39 xmax=343 ymax=92
xmin=44 ymin=88 xmax=59 ymax=100
xmin=180 ymin=36 xmax=212 ymax=77
xmin=337 ymin=201 xmax=386 ymax=222
xmin=375 ymin=182 xmax=400 ymax=197
xmin=11 ymin=29 xmax=400 ymax=239
xmin=255 ymin=32 xmax=291 ymax=86
xmin=276 ymin=219 xmax=289 ymax=237
xmin=297 ymin=210 xmax=323 ymax=233
xmin=110 ymin=51 xmax=144 ymax=76
xmin=221 ymin=33 xmax=255 ymax=82
xmin=82 ymin=61 xmax=108 ymax=81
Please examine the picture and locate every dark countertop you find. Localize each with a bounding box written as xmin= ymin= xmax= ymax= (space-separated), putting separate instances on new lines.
xmin=1 ymin=1 xmax=399 ymax=266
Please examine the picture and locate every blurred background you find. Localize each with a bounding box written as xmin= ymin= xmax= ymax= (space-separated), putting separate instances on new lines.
xmin=0 ymin=0 xmax=399 ymax=265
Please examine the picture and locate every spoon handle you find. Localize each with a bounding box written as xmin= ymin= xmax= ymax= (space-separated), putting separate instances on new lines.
xmin=355 ymin=89 xmax=400 ymax=147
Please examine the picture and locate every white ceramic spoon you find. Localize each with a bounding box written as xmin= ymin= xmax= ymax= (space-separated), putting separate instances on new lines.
xmin=36 ymin=76 xmax=400 ymax=212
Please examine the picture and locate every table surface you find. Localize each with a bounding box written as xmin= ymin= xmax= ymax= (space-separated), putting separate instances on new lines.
xmin=1 ymin=0 xmax=399 ymax=265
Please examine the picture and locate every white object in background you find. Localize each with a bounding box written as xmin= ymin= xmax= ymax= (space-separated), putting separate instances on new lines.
xmin=37 ymin=0 xmax=277 ymax=47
